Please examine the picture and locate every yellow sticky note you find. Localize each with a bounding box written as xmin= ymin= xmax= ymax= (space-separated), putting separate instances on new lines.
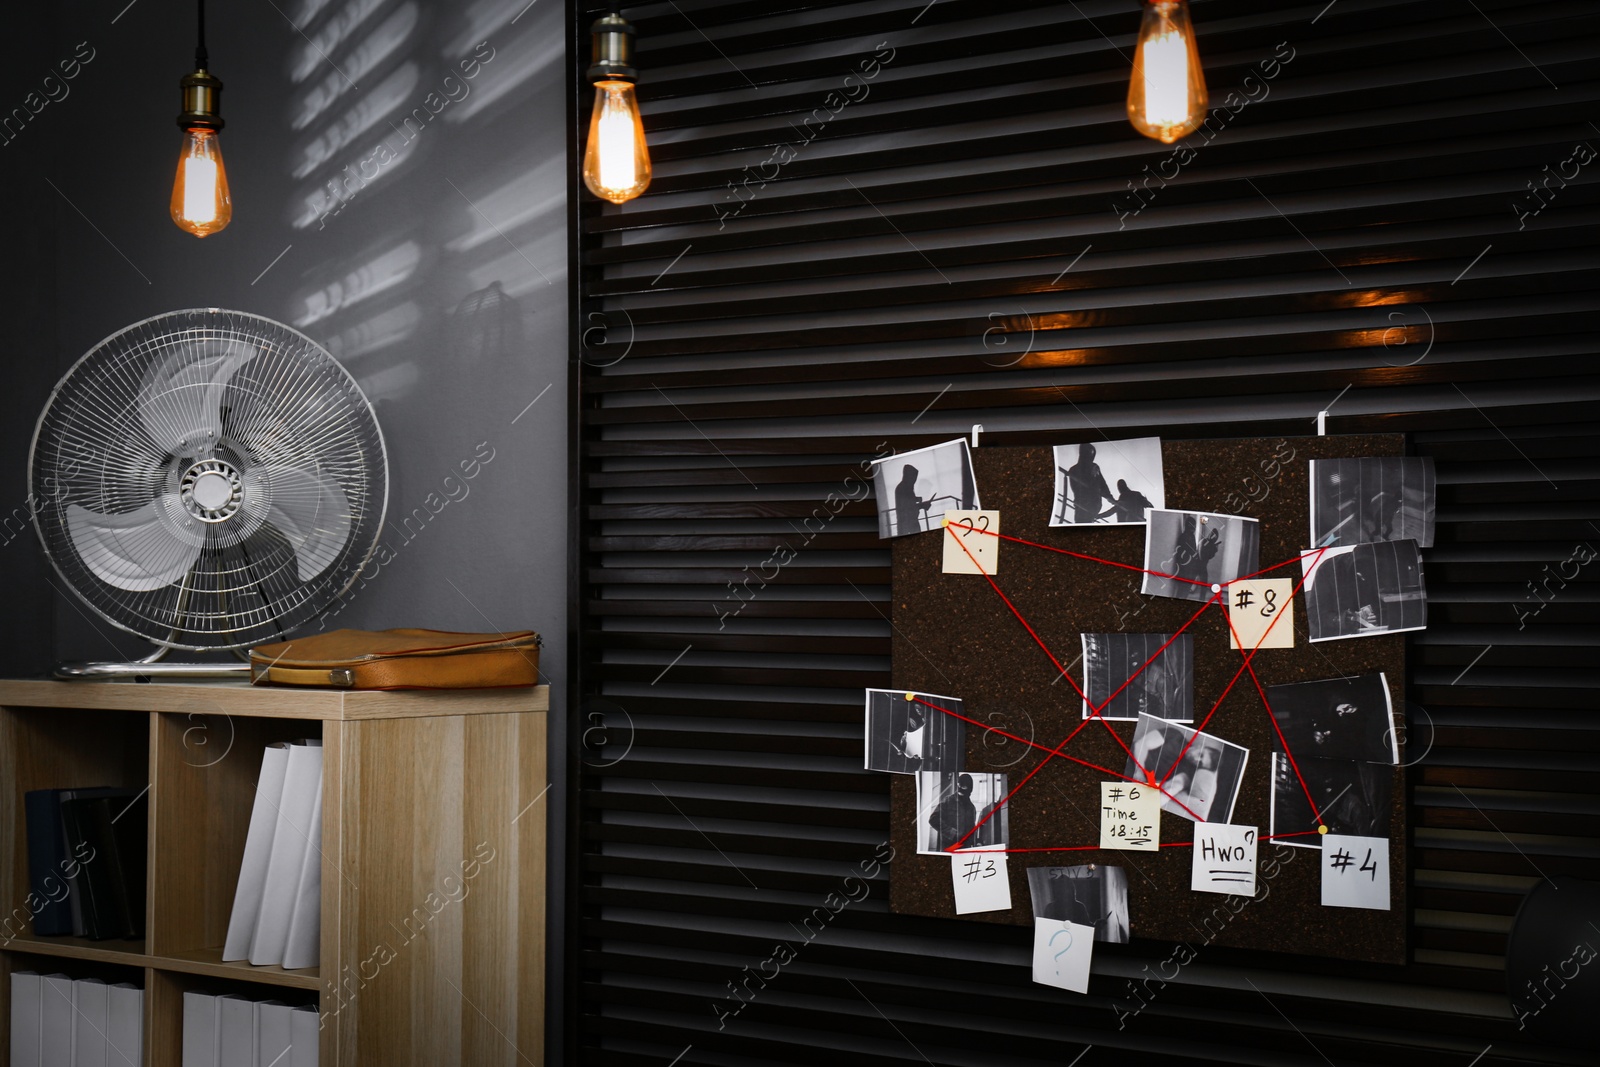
xmin=1099 ymin=781 xmax=1160 ymax=852
xmin=942 ymin=510 xmax=1000 ymax=575
xmin=1227 ymin=577 xmax=1295 ymax=650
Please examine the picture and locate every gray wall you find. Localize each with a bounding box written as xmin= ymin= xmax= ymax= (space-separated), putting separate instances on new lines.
xmin=4 ymin=0 xmax=567 ymax=1054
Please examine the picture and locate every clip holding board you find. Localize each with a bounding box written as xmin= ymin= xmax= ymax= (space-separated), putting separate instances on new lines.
xmin=888 ymin=435 xmax=1409 ymax=964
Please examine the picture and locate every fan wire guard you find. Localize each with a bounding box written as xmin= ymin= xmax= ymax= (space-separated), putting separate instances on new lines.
xmin=30 ymin=309 xmax=388 ymax=651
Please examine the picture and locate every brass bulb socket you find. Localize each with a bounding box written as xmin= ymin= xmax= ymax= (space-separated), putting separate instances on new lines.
xmin=177 ymin=68 xmax=224 ymax=130
xmin=587 ymin=13 xmax=637 ymax=83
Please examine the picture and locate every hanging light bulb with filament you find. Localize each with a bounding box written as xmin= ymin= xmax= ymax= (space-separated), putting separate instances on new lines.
xmin=1127 ymin=0 xmax=1208 ymax=144
xmin=582 ymin=14 xmax=651 ymax=204
xmin=171 ymin=1 xmax=231 ymax=236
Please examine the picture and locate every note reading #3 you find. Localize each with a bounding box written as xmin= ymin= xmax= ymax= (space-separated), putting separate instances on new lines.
xmin=950 ymin=849 xmax=1012 ymax=915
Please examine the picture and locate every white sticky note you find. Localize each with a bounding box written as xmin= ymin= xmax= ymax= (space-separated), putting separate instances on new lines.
xmin=1191 ymin=823 xmax=1258 ymax=896
xmin=1227 ymin=577 xmax=1295 ymax=649
xmin=942 ymin=510 xmax=1000 ymax=574
xmin=1320 ymin=834 xmax=1390 ymax=910
xmin=1032 ymin=918 xmax=1094 ymax=993
xmin=1099 ymin=781 xmax=1161 ymax=852
xmin=951 ymin=850 xmax=1012 ymax=915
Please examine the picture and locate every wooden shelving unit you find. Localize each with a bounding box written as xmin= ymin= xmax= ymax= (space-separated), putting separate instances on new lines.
xmin=0 ymin=679 xmax=547 ymax=1066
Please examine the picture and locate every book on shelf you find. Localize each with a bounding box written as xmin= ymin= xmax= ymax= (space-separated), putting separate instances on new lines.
xmin=107 ymin=983 xmax=144 ymax=1066
xmin=72 ymin=978 xmax=108 ymax=1067
xmin=223 ymin=742 xmax=292 ymax=962
xmin=180 ymin=991 xmax=314 ymax=1067
xmin=23 ymin=786 xmax=147 ymax=941
xmin=257 ymin=1002 xmax=294 ymax=1067
xmin=247 ymin=740 xmax=324 ymax=969
xmin=181 ymin=991 xmax=219 ymax=1067
xmin=9 ymin=976 xmax=144 ymax=1067
xmin=39 ymin=975 xmax=73 ymax=1067
xmin=216 ymin=995 xmax=254 ymax=1067
xmin=291 ymin=1005 xmax=319 ymax=1067
xmin=281 ymin=780 xmax=324 ymax=971
xmin=9 ymin=970 xmax=41 ymax=1067
xmin=22 ymin=792 xmax=74 ymax=937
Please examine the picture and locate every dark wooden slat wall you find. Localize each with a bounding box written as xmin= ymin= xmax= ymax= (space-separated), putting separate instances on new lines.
xmin=569 ymin=0 xmax=1599 ymax=1063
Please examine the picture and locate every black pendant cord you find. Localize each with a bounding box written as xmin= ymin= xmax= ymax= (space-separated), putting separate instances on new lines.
xmin=196 ymin=0 xmax=208 ymax=69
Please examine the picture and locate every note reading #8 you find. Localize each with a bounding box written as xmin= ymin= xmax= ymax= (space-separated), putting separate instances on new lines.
xmin=1227 ymin=577 xmax=1295 ymax=649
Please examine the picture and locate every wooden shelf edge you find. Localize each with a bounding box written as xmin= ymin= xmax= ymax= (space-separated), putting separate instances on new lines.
xmin=154 ymin=948 xmax=322 ymax=990
xmin=0 ymin=933 xmax=148 ymax=968
xmin=0 ymin=680 xmax=549 ymax=720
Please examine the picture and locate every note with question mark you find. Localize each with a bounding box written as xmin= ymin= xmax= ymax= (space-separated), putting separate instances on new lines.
xmin=1031 ymin=917 xmax=1093 ymax=992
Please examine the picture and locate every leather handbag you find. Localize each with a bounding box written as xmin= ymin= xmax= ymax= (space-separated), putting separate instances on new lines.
xmin=249 ymin=628 xmax=541 ymax=689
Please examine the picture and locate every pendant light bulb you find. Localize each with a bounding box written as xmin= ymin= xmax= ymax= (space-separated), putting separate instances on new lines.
xmin=1127 ymin=0 xmax=1208 ymax=144
xmin=583 ymin=14 xmax=651 ymax=204
xmin=171 ymin=0 xmax=231 ymax=237
xmin=171 ymin=127 xmax=231 ymax=237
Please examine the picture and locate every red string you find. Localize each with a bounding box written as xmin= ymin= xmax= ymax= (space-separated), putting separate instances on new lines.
xmin=951 ymin=832 xmax=1322 ymax=855
xmin=1217 ymin=601 xmax=1327 ymax=826
xmin=922 ymin=518 xmax=1336 ymax=853
xmin=913 ymin=696 xmax=1205 ymax=822
xmin=944 ymin=527 xmax=1143 ymax=773
xmin=946 ymin=520 xmax=1212 ymax=587
xmin=1161 ymin=546 xmax=1326 ymax=788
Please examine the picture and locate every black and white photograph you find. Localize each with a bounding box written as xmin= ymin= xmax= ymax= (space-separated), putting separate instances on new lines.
xmin=1301 ymin=540 xmax=1426 ymax=642
xmin=1271 ymin=753 xmax=1394 ymax=847
xmin=1310 ymin=456 xmax=1436 ymax=549
xmin=1050 ymin=437 xmax=1165 ymax=526
xmin=1141 ymin=509 xmax=1262 ymax=602
xmin=1265 ymin=674 xmax=1398 ymax=765
xmin=1081 ymin=633 xmax=1194 ymax=722
xmin=916 ymin=771 xmax=1009 ymax=855
xmin=872 ymin=439 xmax=980 ymax=539
xmin=1123 ymin=713 xmax=1250 ymax=824
xmin=863 ymin=688 xmax=965 ymax=774
xmin=1026 ymin=864 xmax=1131 ymax=944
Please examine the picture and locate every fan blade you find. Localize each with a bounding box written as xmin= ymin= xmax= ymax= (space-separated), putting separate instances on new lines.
xmin=259 ymin=465 xmax=352 ymax=581
xmin=137 ymin=338 xmax=261 ymax=455
xmin=66 ymin=499 xmax=203 ymax=592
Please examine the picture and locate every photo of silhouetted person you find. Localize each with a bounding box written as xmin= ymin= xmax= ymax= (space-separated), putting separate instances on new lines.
xmin=1082 ymin=632 xmax=1194 ymax=722
xmin=1142 ymin=509 xmax=1261 ymax=602
xmin=894 ymin=463 xmax=931 ymax=536
xmin=916 ymin=771 xmax=1009 ymax=853
xmin=872 ymin=439 xmax=981 ymax=538
xmin=1066 ymin=443 xmax=1115 ymax=523
xmin=1051 ymin=437 xmax=1165 ymax=527
xmin=1026 ymin=865 xmax=1130 ymax=944
xmin=1109 ymin=478 xmax=1155 ymax=523
xmin=1266 ymin=674 xmax=1398 ymax=765
xmin=1271 ymin=753 xmax=1393 ymax=844
xmin=863 ymin=688 xmax=964 ymax=773
xmin=1302 ymin=541 xmax=1426 ymax=642
xmin=1310 ymin=457 xmax=1436 ymax=549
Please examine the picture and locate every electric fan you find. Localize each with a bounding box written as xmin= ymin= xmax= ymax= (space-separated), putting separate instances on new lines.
xmin=30 ymin=308 xmax=387 ymax=677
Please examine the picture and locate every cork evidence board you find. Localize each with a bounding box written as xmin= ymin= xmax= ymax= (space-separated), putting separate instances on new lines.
xmin=888 ymin=434 xmax=1410 ymax=964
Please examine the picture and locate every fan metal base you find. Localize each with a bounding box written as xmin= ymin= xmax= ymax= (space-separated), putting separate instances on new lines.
xmin=54 ymin=644 xmax=251 ymax=680
xmin=55 ymin=661 xmax=252 ymax=680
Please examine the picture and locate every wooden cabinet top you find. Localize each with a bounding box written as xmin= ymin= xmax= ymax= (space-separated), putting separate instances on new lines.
xmin=0 ymin=678 xmax=548 ymax=720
